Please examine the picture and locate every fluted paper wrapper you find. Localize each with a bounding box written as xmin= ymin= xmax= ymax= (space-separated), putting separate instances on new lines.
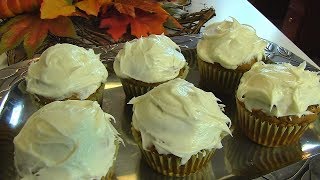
xmin=236 ymin=99 xmax=312 ymax=147
xmin=120 ymin=67 xmax=189 ymax=100
xmin=132 ymin=128 xmax=215 ymax=177
xmin=30 ymin=83 xmax=105 ymax=106
xmin=198 ymin=58 xmax=243 ymax=94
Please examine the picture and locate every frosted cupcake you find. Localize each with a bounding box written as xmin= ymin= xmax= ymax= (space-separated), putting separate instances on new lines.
xmin=236 ymin=61 xmax=320 ymax=147
xmin=197 ymin=18 xmax=267 ymax=93
xmin=26 ymin=43 xmax=108 ymax=105
xmin=114 ymin=34 xmax=188 ymax=99
xmin=129 ymin=78 xmax=231 ymax=177
xmin=13 ymin=100 xmax=121 ymax=180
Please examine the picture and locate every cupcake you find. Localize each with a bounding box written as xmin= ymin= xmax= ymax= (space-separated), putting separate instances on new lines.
xmin=113 ymin=34 xmax=188 ymax=99
xmin=13 ymin=100 xmax=121 ymax=180
xmin=129 ymin=78 xmax=231 ymax=177
xmin=26 ymin=43 xmax=108 ymax=105
xmin=236 ymin=61 xmax=320 ymax=147
xmin=197 ymin=18 xmax=267 ymax=94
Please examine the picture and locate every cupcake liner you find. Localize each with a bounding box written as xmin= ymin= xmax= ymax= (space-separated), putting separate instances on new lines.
xmin=120 ymin=67 xmax=189 ymax=100
xmin=139 ymin=161 xmax=215 ymax=180
xmin=236 ymin=99 xmax=313 ymax=147
xmin=132 ymin=128 xmax=215 ymax=177
xmin=224 ymin=130 xmax=303 ymax=177
xmin=120 ymin=78 xmax=157 ymax=100
xmin=30 ymin=83 xmax=105 ymax=106
xmin=198 ymin=58 xmax=243 ymax=94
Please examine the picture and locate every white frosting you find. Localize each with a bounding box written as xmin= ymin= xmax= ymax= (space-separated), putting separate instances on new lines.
xmin=114 ymin=34 xmax=187 ymax=83
xmin=26 ymin=44 xmax=108 ymax=100
xmin=129 ymin=78 xmax=231 ymax=164
xmin=197 ymin=18 xmax=267 ymax=70
xmin=14 ymin=100 xmax=120 ymax=180
xmin=237 ymin=61 xmax=320 ymax=117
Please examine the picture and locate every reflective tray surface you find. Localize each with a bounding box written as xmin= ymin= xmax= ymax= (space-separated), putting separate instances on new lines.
xmin=0 ymin=35 xmax=319 ymax=180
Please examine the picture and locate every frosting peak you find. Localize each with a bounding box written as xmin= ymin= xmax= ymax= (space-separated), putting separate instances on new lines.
xmin=14 ymin=100 xmax=120 ymax=180
xmin=114 ymin=34 xmax=187 ymax=83
xmin=237 ymin=62 xmax=320 ymax=117
xmin=26 ymin=43 xmax=108 ymax=100
xmin=129 ymin=78 xmax=231 ymax=164
xmin=197 ymin=18 xmax=267 ymax=69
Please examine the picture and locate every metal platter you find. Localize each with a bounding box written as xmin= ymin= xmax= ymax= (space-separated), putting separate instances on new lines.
xmin=0 ymin=35 xmax=319 ymax=180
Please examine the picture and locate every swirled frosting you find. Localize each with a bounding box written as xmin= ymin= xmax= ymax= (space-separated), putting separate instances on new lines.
xmin=197 ymin=18 xmax=267 ymax=69
xmin=114 ymin=34 xmax=187 ymax=83
xmin=129 ymin=78 xmax=231 ymax=164
xmin=26 ymin=43 xmax=108 ymax=100
xmin=14 ymin=100 xmax=120 ymax=180
xmin=237 ymin=61 xmax=320 ymax=117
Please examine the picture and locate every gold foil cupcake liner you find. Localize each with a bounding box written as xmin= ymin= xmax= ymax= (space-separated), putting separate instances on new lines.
xmin=198 ymin=59 xmax=243 ymax=94
xmin=236 ymin=100 xmax=311 ymax=147
xmin=132 ymin=128 xmax=215 ymax=177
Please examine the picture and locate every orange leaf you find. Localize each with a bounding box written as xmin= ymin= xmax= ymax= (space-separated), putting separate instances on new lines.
xmin=0 ymin=15 xmax=35 ymax=55
xmin=0 ymin=14 xmax=77 ymax=57
xmin=24 ymin=20 xmax=48 ymax=57
xmin=76 ymin=0 xmax=111 ymax=16
xmin=100 ymin=14 xmax=130 ymax=41
xmin=47 ymin=16 xmax=76 ymax=37
xmin=0 ymin=0 xmax=15 ymax=18
xmin=0 ymin=0 xmax=42 ymax=18
xmin=130 ymin=10 xmax=167 ymax=38
xmin=0 ymin=15 xmax=29 ymax=34
xmin=7 ymin=0 xmax=23 ymax=15
xmin=99 ymin=0 xmax=181 ymax=40
xmin=114 ymin=2 xmax=135 ymax=17
xmin=40 ymin=0 xmax=75 ymax=19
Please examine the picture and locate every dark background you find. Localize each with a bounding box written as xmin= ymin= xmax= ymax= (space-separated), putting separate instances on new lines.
xmin=249 ymin=0 xmax=320 ymax=66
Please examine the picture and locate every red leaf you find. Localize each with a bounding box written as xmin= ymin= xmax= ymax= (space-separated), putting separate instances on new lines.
xmin=24 ymin=20 xmax=48 ymax=57
xmin=130 ymin=10 xmax=167 ymax=38
xmin=0 ymin=15 xmax=35 ymax=55
xmin=100 ymin=14 xmax=130 ymax=41
xmin=47 ymin=16 xmax=76 ymax=37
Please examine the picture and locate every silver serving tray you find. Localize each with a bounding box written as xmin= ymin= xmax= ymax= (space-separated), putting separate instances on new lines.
xmin=0 ymin=35 xmax=319 ymax=180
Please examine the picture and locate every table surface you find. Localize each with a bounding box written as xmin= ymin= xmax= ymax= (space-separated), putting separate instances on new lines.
xmin=189 ymin=0 xmax=320 ymax=69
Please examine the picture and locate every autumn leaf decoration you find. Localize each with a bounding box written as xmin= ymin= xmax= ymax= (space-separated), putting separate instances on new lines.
xmin=0 ymin=0 xmax=181 ymax=57
xmin=99 ymin=0 xmax=182 ymax=41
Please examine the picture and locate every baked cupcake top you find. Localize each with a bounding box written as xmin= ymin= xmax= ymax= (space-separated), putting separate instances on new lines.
xmin=197 ymin=18 xmax=267 ymax=70
xmin=26 ymin=43 xmax=108 ymax=100
xmin=114 ymin=34 xmax=187 ymax=83
xmin=237 ymin=61 xmax=320 ymax=117
xmin=129 ymin=78 xmax=231 ymax=164
xmin=14 ymin=100 xmax=120 ymax=179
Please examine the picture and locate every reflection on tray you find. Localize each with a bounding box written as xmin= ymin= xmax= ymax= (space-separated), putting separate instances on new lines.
xmin=223 ymin=128 xmax=305 ymax=178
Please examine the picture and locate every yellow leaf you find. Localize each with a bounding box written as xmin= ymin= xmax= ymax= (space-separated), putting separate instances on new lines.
xmin=76 ymin=0 xmax=111 ymax=16
xmin=40 ymin=0 xmax=76 ymax=19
